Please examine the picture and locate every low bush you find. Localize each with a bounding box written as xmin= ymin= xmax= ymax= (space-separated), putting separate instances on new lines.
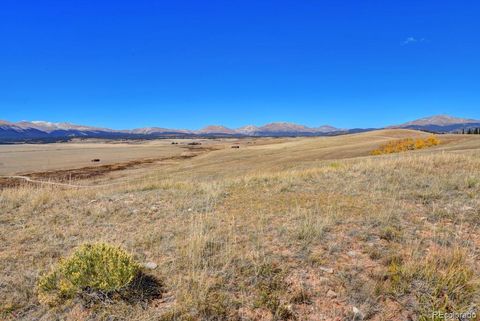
xmin=37 ymin=243 xmax=139 ymax=305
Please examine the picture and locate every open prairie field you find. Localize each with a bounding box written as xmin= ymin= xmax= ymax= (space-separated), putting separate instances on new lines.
xmin=0 ymin=139 xmax=237 ymax=176
xmin=1 ymin=129 xmax=480 ymax=321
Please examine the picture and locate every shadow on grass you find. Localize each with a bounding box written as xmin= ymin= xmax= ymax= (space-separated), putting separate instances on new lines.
xmin=122 ymin=271 xmax=165 ymax=304
xmin=80 ymin=272 xmax=165 ymax=307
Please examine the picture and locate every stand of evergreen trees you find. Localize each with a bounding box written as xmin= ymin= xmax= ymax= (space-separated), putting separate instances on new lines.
xmin=461 ymin=128 xmax=480 ymax=134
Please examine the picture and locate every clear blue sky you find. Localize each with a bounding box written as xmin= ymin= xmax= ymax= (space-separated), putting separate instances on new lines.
xmin=1 ymin=1 xmax=479 ymax=129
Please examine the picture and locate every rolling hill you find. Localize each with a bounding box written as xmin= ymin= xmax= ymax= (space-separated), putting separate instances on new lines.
xmin=2 ymin=128 xmax=480 ymax=320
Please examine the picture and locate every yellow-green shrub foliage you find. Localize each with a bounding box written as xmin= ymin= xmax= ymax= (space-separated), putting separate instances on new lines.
xmin=37 ymin=243 xmax=139 ymax=305
xmin=371 ymin=135 xmax=440 ymax=155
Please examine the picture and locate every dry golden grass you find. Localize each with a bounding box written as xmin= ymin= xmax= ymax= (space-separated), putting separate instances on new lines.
xmin=0 ymin=138 xmax=231 ymax=175
xmin=1 ymin=130 xmax=480 ymax=320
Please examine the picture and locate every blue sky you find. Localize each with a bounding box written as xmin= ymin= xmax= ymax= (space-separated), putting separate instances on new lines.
xmin=1 ymin=1 xmax=479 ymax=129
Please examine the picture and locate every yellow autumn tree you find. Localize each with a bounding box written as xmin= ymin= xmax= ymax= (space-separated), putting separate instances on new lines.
xmin=371 ymin=135 xmax=440 ymax=155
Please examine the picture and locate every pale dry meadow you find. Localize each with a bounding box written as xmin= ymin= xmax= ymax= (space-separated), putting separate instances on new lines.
xmin=1 ymin=130 xmax=480 ymax=320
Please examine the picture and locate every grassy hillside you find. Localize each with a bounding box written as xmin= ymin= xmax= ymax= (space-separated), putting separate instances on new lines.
xmin=1 ymin=130 xmax=480 ymax=320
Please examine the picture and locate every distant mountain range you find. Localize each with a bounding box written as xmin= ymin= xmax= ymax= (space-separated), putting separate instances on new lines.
xmin=1 ymin=115 xmax=479 ymax=142
xmin=389 ymin=115 xmax=480 ymax=133
xmin=0 ymin=120 xmax=347 ymax=142
xmin=129 ymin=122 xmax=343 ymax=137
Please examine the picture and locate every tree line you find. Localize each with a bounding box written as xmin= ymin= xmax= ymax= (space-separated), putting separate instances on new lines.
xmin=461 ymin=128 xmax=480 ymax=134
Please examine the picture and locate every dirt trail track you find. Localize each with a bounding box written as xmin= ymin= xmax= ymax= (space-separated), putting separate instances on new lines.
xmin=0 ymin=175 xmax=118 ymax=188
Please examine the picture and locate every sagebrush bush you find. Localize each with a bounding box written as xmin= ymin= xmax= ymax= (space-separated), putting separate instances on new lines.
xmin=37 ymin=243 xmax=139 ymax=305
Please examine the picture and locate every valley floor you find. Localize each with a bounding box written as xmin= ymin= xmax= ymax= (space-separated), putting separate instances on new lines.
xmin=1 ymin=129 xmax=480 ymax=320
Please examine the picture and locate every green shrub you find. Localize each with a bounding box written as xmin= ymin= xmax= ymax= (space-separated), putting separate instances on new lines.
xmin=37 ymin=243 xmax=139 ymax=305
xmin=379 ymin=225 xmax=403 ymax=242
